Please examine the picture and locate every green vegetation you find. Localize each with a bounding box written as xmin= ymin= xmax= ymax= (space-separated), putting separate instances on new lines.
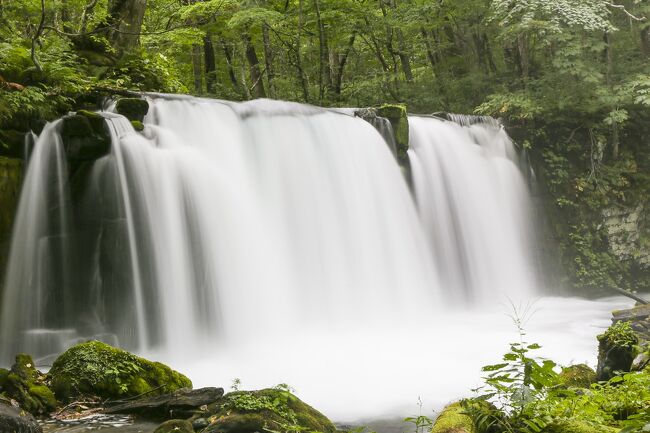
xmin=199 ymin=387 xmax=338 ymax=433
xmin=48 ymin=340 xmax=192 ymax=401
xmin=0 ymin=354 xmax=58 ymax=415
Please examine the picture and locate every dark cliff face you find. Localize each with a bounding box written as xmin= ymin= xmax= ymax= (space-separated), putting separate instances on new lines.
xmin=0 ymin=157 xmax=22 ymax=285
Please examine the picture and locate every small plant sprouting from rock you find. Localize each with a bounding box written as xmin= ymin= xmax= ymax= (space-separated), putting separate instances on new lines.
xmin=404 ymin=397 xmax=434 ymax=433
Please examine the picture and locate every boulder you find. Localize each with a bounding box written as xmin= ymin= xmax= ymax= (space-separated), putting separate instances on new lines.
xmin=0 ymin=400 xmax=41 ymax=433
xmin=154 ymin=419 xmax=194 ymax=433
xmin=115 ymin=98 xmax=149 ymax=122
xmin=105 ymin=387 xmax=224 ymax=419
xmin=61 ymin=110 xmax=111 ymax=161
xmin=200 ymin=388 xmax=337 ymax=433
xmin=49 ymin=340 xmax=192 ymax=402
xmin=596 ymin=321 xmax=638 ymax=381
xmin=376 ymin=104 xmax=409 ymax=162
xmin=558 ymin=364 xmax=597 ymax=388
xmin=431 ymin=402 xmax=476 ymax=433
xmin=0 ymin=354 xmax=58 ymax=415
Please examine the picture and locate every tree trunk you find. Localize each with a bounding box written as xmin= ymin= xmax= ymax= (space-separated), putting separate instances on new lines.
xmin=641 ymin=26 xmax=650 ymax=57
xmin=204 ymin=33 xmax=217 ymax=94
xmin=262 ymin=24 xmax=276 ymax=98
xmin=396 ymin=29 xmax=413 ymax=82
xmin=517 ymin=33 xmax=529 ymax=83
xmin=295 ymin=0 xmax=309 ymax=101
xmin=220 ymin=38 xmax=244 ymax=98
xmin=314 ymin=0 xmax=332 ymax=101
xmin=332 ymin=33 xmax=355 ymax=99
xmin=192 ymin=44 xmax=203 ymax=94
xmin=243 ymin=33 xmax=265 ymax=99
xmin=106 ymin=0 xmax=147 ymax=52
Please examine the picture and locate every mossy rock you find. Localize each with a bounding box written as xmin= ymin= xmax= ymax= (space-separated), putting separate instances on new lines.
xmin=0 ymin=354 xmax=58 ymax=415
xmin=61 ymin=111 xmax=111 ymax=161
xmin=49 ymin=341 xmax=192 ymax=402
xmin=431 ymin=402 xmax=476 ymax=433
xmin=115 ymin=98 xmax=149 ymax=122
xmin=558 ymin=364 xmax=597 ymax=388
xmin=376 ymin=104 xmax=409 ymax=155
xmin=596 ymin=321 xmax=639 ymax=381
xmin=131 ymin=120 xmax=144 ymax=131
xmin=201 ymin=388 xmax=337 ymax=433
xmin=154 ymin=419 xmax=194 ymax=433
xmin=542 ymin=420 xmax=618 ymax=433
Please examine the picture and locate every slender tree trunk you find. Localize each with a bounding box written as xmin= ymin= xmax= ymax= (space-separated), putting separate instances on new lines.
xmin=192 ymin=44 xmax=203 ymax=94
xmin=517 ymin=33 xmax=529 ymax=83
xmin=641 ymin=26 xmax=650 ymax=57
xmin=314 ymin=0 xmax=332 ymax=101
xmin=605 ymin=31 xmax=619 ymax=160
xmin=204 ymin=34 xmax=217 ymax=94
xmin=262 ymin=24 xmax=276 ymax=98
xmin=220 ymin=38 xmax=243 ymax=98
xmin=333 ymin=33 xmax=355 ymax=99
xmin=396 ymin=29 xmax=413 ymax=82
xmin=295 ymin=0 xmax=309 ymax=101
xmin=243 ymin=33 xmax=265 ymax=98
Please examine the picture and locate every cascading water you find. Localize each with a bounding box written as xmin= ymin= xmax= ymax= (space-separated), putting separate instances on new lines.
xmin=408 ymin=115 xmax=539 ymax=303
xmin=0 ymin=97 xmax=630 ymax=421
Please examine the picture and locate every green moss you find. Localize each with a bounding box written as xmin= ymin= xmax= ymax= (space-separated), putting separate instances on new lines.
xmin=542 ymin=420 xmax=618 ymax=433
xmin=202 ymin=388 xmax=337 ymax=433
xmin=131 ymin=120 xmax=144 ymax=131
xmin=376 ymin=104 xmax=409 ymax=167
xmin=76 ymin=110 xmax=107 ymax=135
xmin=1 ymin=355 xmax=58 ymax=415
xmin=49 ymin=340 xmax=192 ymax=402
xmin=154 ymin=419 xmax=194 ymax=433
xmin=558 ymin=364 xmax=597 ymax=388
xmin=0 ymin=368 xmax=9 ymax=388
xmin=62 ymin=114 xmax=94 ymax=137
xmin=431 ymin=402 xmax=476 ymax=433
xmin=115 ymin=98 xmax=149 ymax=122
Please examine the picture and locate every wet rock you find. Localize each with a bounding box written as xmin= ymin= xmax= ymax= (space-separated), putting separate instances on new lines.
xmin=192 ymin=417 xmax=209 ymax=430
xmin=631 ymin=351 xmax=650 ymax=371
xmin=61 ymin=111 xmax=110 ymax=161
xmin=558 ymin=364 xmax=597 ymax=388
xmin=376 ymin=104 xmax=409 ymax=160
xmin=105 ymin=387 xmax=224 ymax=419
xmin=49 ymin=340 xmax=192 ymax=402
xmin=115 ymin=98 xmax=149 ymax=122
xmin=200 ymin=388 xmax=337 ymax=433
xmin=0 ymin=130 xmax=27 ymax=158
xmin=0 ymin=354 xmax=58 ymax=415
xmin=131 ymin=120 xmax=144 ymax=131
xmin=431 ymin=402 xmax=476 ymax=433
xmin=154 ymin=419 xmax=194 ymax=433
xmin=596 ymin=321 xmax=638 ymax=381
xmin=0 ymin=400 xmax=41 ymax=433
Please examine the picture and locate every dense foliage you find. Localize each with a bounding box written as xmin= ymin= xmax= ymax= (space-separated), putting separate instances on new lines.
xmin=1 ymin=0 xmax=650 ymax=291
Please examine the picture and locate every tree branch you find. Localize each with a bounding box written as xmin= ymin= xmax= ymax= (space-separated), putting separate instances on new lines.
xmin=603 ymin=2 xmax=646 ymax=22
xmin=31 ymin=0 xmax=46 ymax=73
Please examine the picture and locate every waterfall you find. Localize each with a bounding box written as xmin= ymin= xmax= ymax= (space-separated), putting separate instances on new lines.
xmin=408 ymin=115 xmax=539 ymax=303
xmin=0 ymin=97 xmax=439 ymax=362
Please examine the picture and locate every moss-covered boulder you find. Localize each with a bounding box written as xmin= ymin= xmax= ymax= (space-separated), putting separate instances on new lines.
xmin=199 ymin=388 xmax=337 ymax=433
xmin=431 ymin=402 xmax=476 ymax=433
xmin=49 ymin=341 xmax=192 ymax=402
xmin=376 ymin=104 xmax=409 ymax=163
xmin=596 ymin=321 xmax=639 ymax=381
xmin=558 ymin=364 xmax=597 ymax=388
xmin=154 ymin=419 xmax=194 ymax=433
xmin=115 ymin=98 xmax=149 ymax=122
xmin=542 ymin=420 xmax=618 ymax=433
xmin=131 ymin=120 xmax=145 ymax=131
xmin=0 ymin=354 xmax=58 ymax=415
xmin=61 ymin=110 xmax=111 ymax=161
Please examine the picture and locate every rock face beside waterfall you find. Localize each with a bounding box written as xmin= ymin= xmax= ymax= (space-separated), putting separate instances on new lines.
xmin=48 ymin=340 xmax=192 ymax=401
xmin=0 ymin=400 xmax=41 ymax=433
xmin=0 ymin=156 xmax=22 ymax=279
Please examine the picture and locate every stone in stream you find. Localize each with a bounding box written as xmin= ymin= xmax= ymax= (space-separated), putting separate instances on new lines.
xmin=0 ymin=400 xmax=42 ymax=433
xmin=104 ymin=387 xmax=224 ymax=419
xmin=48 ymin=340 xmax=192 ymax=402
xmin=154 ymin=419 xmax=194 ymax=433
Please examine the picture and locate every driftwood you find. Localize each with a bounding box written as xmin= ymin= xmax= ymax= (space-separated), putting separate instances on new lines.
xmin=103 ymin=387 xmax=224 ymax=420
xmin=611 ymin=287 xmax=649 ymax=305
